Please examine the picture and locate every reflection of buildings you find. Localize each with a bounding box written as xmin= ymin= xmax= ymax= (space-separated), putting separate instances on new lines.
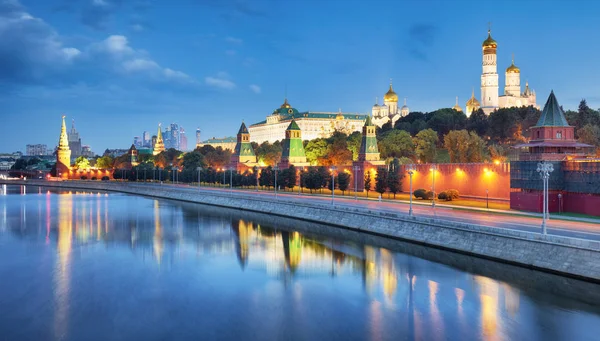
xmin=54 ymin=193 xmax=73 ymax=339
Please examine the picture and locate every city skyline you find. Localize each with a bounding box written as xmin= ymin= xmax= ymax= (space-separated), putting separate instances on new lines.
xmin=3 ymin=0 xmax=600 ymax=152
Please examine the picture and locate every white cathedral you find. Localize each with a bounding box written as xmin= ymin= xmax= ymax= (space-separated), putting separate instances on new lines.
xmin=371 ymin=81 xmax=410 ymax=127
xmin=467 ymin=29 xmax=538 ymax=116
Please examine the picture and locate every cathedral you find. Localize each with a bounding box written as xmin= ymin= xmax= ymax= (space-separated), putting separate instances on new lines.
xmin=468 ymin=29 xmax=538 ymax=116
xmin=371 ymin=81 xmax=409 ymax=127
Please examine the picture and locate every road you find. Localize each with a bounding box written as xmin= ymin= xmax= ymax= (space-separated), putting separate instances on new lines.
xmin=120 ymin=181 xmax=600 ymax=242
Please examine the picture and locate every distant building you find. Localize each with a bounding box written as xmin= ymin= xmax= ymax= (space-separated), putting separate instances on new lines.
xmin=81 ymin=145 xmax=94 ymax=158
xmin=230 ymin=122 xmax=257 ymax=170
xmin=103 ymin=149 xmax=130 ymax=158
xmin=180 ymin=128 xmax=188 ymax=151
xmin=142 ymin=131 xmax=151 ymax=148
xmin=68 ymin=119 xmax=82 ymax=157
xmin=199 ymin=137 xmax=236 ymax=151
xmin=249 ymin=98 xmax=368 ymax=144
xmin=196 ymin=128 xmax=201 ymax=149
xmin=153 ymin=124 xmax=166 ymax=155
xmin=26 ymin=144 xmax=48 ymax=156
xmin=371 ymin=81 xmax=409 ymax=127
xmin=133 ymin=136 xmax=142 ymax=148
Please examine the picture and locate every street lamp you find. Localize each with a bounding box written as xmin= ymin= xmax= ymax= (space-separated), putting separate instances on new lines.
xmin=229 ymin=167 xmax=233 ymax=193
xmin=537 ymin=162 xmax=554 ymax=234
xmin=158 ymin=167 xmax=163 ymax=184
xmin=353 ymin=165 xmax=360 ymax=200
xmin=273 ymin=165 xmax=279 ymax=198
xmin=254 ymin=167 xmax=259 ymax=191
xmin=172 ymin=166 xmax=177 ymax=184
xmin=196 ymin=166 xmax=202 ymax=191
xmin=330 ymin=166 xmax=337 ymax=205
xmin=221 ymin=168 xmax=225 ymax=187
xmin=486 ymin=189 xmax=489 ymax=210
xmin=297 ymin=169 xmax=302 ymax=195
xmin=430 ymin=164 xmax=437 ymax=208
xmin=407 ymin=164 xmax=416 ymax=216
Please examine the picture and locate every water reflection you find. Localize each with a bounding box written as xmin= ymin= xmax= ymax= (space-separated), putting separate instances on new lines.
xmin=1 ymin=185 xmax=600 ymax=341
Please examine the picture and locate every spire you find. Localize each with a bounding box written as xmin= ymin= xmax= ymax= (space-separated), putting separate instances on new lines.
xmin=404 ymin=98 xmax=407 ymax=106
xmin=471 ymin=88 xmax=475 ymax=97
xmin=71 ymin=118 xmax=75 ymax=132
xmin=59 ymin=115 xmax=69 ymax=149
xmin=157 ymin=123 xmax=163 ymax=140
xmin=455 ymin=96 xmax=459 ymax=106
xmin=535 ymin=91 xmax=569 ymax=127
xmin=364 ymin=115 xmax=373 ymax=127
xmin=238 ymin=121 xmax=249 ymax=134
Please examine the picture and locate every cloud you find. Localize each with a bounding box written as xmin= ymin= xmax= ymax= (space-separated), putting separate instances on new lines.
xmin=131 ymin=23 xmax=144 ymax=32
xmin=205 ymin=73 xmax=235 ymax=90
xmin=225 ymin=36 xmax=243 ymax=44
xmin=122 ymin=58 xmax=159 ymax=72
xmin=81 ymin=0 xmax=125 ymax=30
xmin=0 ymin=0 xmax=81 ymax=83
xmin=249 ymin=84 xmax=261 ymax=94
xmin=406 ymin=23 xmax=438 ymax=62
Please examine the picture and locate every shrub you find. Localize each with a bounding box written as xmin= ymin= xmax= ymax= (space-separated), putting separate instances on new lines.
xmin=80 ymin=176 xmax=87 ymax=180
xmin=101 ymin=176 xmax=110 ymax=181
xmin=438 ymin=191 xmax=448 ymax=200
xmin=446 ymin=189 xmax=460 ymax=200
xmin=413 ymin=188 xmax=427 ymax=199
xmin=91 ymin=177 xmax=97 ymax=181
xmin=426 ymin=191 xmax=434 ymax=200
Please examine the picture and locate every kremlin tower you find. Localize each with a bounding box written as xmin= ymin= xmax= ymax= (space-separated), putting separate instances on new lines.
xmin=153 ymin=123 xmax=165 ymax=155
xmin=56 ymin=116 xmax=71 ymax=178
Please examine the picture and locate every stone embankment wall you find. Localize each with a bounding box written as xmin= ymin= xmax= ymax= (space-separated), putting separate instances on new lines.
xmin=4 ymin=180 xmax=600 ymax=283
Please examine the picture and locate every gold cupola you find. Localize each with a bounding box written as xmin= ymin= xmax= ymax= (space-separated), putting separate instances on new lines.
xmin=482 ymin=29 xmax=497 ymax=49
xmin=383 ymin=81 xmax=398 ymax=103
xmin=280 ymin=98 xmax=291 ymax=109
xmin=506 ymin=55 xmax=520 ymax=73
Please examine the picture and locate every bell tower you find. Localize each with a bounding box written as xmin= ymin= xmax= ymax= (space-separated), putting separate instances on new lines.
xmin=481 ymin=26 xmax=499 ymax=114
xmin=56 ymin=115 xmax=71 ymax=178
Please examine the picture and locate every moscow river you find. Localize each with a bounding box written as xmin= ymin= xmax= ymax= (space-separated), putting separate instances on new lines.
xmin=1 ymin=185 xmax=600 ymax=341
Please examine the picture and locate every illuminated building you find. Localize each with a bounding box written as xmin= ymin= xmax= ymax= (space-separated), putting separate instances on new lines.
xmin=278 ymin=120 xmax=310 ymax=169
xmin=249 ymin=98 xmax=368 ymax=144
xmin=68 ymin=119 xmax=82 ymax=157
xmin=452 ymin=97 xmax=463 ymax=112
xmin=353 ymin=116 xmax=385 ymax=191
xmin=371 ymin=81 xmax=409 ymax=127
xmin=26 ymin=144 xmax=48 ymax=156
xmin=195 ymin=128 xmax=201 ymax=149
xmin=198 ymin=136 xmax=236 ymax=151
xmin=180 ymin=128 xmax=188 ymax=151
xmin=56 ymin=116 xmax=71 ymax=178
xmin=230 ymin=122 xmax=257 ymax=170
xmin=510 ymin=91 xmax=598 ymax=216
xmin=477 ymin=29 xmax=538 ymax=115
xmin=465 ymin=89 xmax=481 ymax=116
xmin=152 ymin=123 xmax=165 ymax=156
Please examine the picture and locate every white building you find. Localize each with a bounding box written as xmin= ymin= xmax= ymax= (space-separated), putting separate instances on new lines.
xmin=26 ymin=144 xmax=48 ymax=156
xmin=371 ymin=82 xmax=409 ymax=127
xmin=474 ymin=29 xmax=538 ymax=116
xmin=249 ymin=99 xmax=368 ymax=144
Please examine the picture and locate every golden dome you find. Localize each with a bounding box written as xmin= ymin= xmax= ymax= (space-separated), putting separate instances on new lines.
xmin=466 ymin=89 xmax=480 ymax=107
xmin=280 ymin=98 xmax=291 ymax=109
xmin=506 ymin=56 xmax=520 ymax=73
xmin=452 ymin=96 xmax=463 ymax=112
xmin=383 ymin=82 xmax=398 ymax=103
xmin=482 ymin=30 xmax=497 ymax=49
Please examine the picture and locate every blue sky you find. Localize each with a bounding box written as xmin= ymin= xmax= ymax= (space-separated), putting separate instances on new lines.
xmin=2 ymin=0 xmax=600 ymax=153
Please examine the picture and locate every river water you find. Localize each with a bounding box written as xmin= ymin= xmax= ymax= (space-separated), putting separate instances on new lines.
xmin=1 ymin=185 xmax=599 ymax=341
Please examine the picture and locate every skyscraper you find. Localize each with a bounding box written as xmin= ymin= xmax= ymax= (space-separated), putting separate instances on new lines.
xmin=68 ymin=119 xmax=82 ymax=157
xmin=133 ymin=136 xmax=142 ymax=148
xmin=196 ymin=128 xmax=201 ymax=149
xmin=143 ymin=131 xmax=151 ymax=147
xmin=180 ymin=128 xmax=188 ymax=151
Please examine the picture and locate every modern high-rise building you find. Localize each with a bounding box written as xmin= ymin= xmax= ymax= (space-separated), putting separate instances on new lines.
xmin=195 ymin=128 xmax=201 ymax=149
xmin=26 ymin=144 xmax=48 ymax=156
xmin=180 ymin=128 xmax=188 ymax=151
xmin=142 ymin=131 xmax=151 ymax=148
xmin=133 ymin=136 xmax=142 ymax=148
xmin=68 ymin=119 xmax=82 ymax=157
xmin=167 ymin=123 xmax=180 ymax=149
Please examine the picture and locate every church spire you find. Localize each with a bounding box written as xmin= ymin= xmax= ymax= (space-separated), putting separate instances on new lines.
xmin=59 ymin=115 xmax=69 ymax=150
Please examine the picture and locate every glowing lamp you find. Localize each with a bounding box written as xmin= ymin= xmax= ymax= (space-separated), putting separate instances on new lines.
xmin=494 ymin=160 xmax=500 ymax=165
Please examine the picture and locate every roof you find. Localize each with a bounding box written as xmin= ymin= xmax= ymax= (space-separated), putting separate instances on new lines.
xmin=250 ymin=111 xmax=368 ymax=128
xmin=513 ymin=140 xmax=593 ymax=148
xmin=535 ymin=91 xmax=570 ymax=127
xmin=238 ymin=122 xmax=249 ymax=134
xmin=364 ymin=115 xmax=373 ymax=126
xmin=203 ymin=137 xmax=236 ymax=143
xmin=286 ymin=120 xmax=301 ymax=131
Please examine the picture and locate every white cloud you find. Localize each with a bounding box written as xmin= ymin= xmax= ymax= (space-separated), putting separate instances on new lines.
xmin=62 ymin=47 xmax=81 ymax=60
xmin=123 ymin=58 xmax=159 ymax=72
xmin=164 ymin=68 xmax=191 ymax=80
xmin=98 ymin=35 xmax=134 ymax=55
xmin=249 ymin=84 xmax=261 ymax=94
xmin=205 ymin=75 xmax=236 ymax=90
xmin=131 ymin=24 xmax=144 ymax=32
xmin=225 ymin=36 xmax=242 ymax=44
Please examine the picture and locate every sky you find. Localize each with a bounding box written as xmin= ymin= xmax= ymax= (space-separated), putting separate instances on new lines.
xmin=2 ymin=0 xmax=600 ymax=153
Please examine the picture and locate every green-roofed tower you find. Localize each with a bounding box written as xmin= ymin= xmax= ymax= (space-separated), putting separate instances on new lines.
xmin=230 ymin=121 xmax=257 ymax=168
xmin=358 ymin=116 xmax=380 ymax=162
xmin=278 ymin=120 xmax=309 ymax=168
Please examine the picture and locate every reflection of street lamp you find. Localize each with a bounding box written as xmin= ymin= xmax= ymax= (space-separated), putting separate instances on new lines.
xmin=430 ymin=164 xmax=437 ymax=208
xmin=537 ymin=162 xmax=554 ymax=234
xmin=407 ymin=164 xmax=416 ymax=216
xmin=353 ymin=165 xmax=360 ymax=200
xmin=486 ymin=188 xmax=489 ymax=210
xmin=196 ymin=166 xmax=202 ymax=191
xmin=330 ymin=166 xmax=337 ymax=205
xmin=274 ymin=165 xmax=279 ymax=198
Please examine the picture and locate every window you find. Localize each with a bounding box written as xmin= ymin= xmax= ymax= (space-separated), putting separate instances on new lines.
xmin=537 ymin=131 xmax=540 ymax=139
xmin=556 ymin=131 xmax=562 ymax=139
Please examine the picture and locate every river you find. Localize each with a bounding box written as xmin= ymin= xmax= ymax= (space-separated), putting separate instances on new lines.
xmin=1 ymin=185 xmax=599 ymax=341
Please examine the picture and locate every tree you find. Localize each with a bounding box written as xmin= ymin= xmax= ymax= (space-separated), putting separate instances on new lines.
xmin=410 ymin=119 xmax=428 ymax=136
xmin=305 ymin=138 xmax=328 ymax=165
xmin=364 ymin=171 xmax=372 ymax=198
xmin=577 ymin=124 xmax=600 ymax=147
xmin=487 ymin=108 xmax=519 ymax=143
xmin=378 ymin=130 xmax=414 ymax=160
xmin=302 ymin=167 xmax=324 ymax=193
xmin=414 ymin=129 xmax=439 ymax=163
xmin=337 ymin=171 xmax=351 ymax=195
xmin=95 ymin=155 xmax=114 ymax=169
xmin=259 ymin=166 xmax=273 ymax=188
xmin=387 ymin=159 xmax=402 ymax=198
xmin=488 ymin=144 xmax=508 ymax=163
xmin=11 ymin=159 xmax=28 ymax=170
xmin=74 ymin=156 xmax=90 ymax=170
xmin=347 ymin=132 xmax=362 ymax=161
xmin=256 ymin=141 xmax=282 ymax=166
xmin=375 ymin=167 xmax=388 ymax=197
xmin=320 ymin=132 xmax=353 ymax=166
xmin=466 ymin=131 xmax=487 ymax=162
xmin=283 ymin=165 xmax=297 ymax=190
xmin=426 ymin=108 xmax=467 ymax=137
xmin=182 ymin=150 xmax=206 ymax=170
xmin=466 ymin=109 xmax=489 ymax=136
xmin=444 ymin=130 xmax=487 ymax=163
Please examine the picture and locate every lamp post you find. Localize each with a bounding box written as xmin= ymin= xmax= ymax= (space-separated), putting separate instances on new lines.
xmin=221 ymin=168 xmax=225 ymax=187
xmin=297 ymin=169 xmax=301 ymax=195
xmin=353 ymin=165 xmax=360 ymax=200
xmin=158 ymin=167 xmax=163 ymax=184
xmin=196 ymin=166 xmax=202 ymax=191
xmin=172 ymin=166 xmax=177 ymax=184
xmin=558 ymin=193 xmax=563 ymax=214
xmin=330 ymin=166 xmax=337 ymax=205
xmin=229 ymin=167 xmax=233 ymax=193
xmin=144 ymin=168 xmax=147 ymax=182
xmin=407 ymin=164 xmax=416 ymax=216
xmin=255 ymin=167 xmax=259 ymax=191
xmin=486 ymin=189 xmax=489 ymax=210
xmin=273 ymin=165 xmax=279 ymax=198
xmin=430 ymin=164 xmax=437 ymax=208
xmin=537 ymin=162 xmax=554 ymax=235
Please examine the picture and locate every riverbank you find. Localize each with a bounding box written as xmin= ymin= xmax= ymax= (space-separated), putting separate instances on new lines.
xmin=4 ymin=179 xmax=600 ymax=283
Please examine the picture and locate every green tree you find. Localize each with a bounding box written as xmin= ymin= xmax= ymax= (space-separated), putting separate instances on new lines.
xmin=321 ymin=132 xmax=353 ymax=166
xmin=337 ymin=171 xmax=351 ymax=195
xmin=414 ymin=129 xmax=439 ymax=163
xmin=256 ymin=141 xmax=282 ymax=166
xmin=410 ymin=119 xmax=428 ymax=136
xmin=182 ymin=150 xmax=206 ymax=170
xmin=305 ymin=138 xmax=328 ymax=165
xmin=387 ymin=158 xmax=402 ymax=199
xmin=444 ymin=130 xmax=487 ymax=163
xmin=378 ymin=130 xmax=414 ymax=159
xmin=466 ymin=131 xmax=487 ymax=162
xmin=466 ymin=108 xmax=489 ymax=136
xmin=364 ymin=171 xmax=372 ymax=198
xmin=577 ymin=124 xmax=600 ymax=147
xmin=347 ymin=132 xmax=362 ymax=161
xmin=375 ymin=167 xmax=388 ymax=197
xmin=283 ymin=165 xmax=297 ymax=190
xmin=74 ymin=156 xmax=90 ymax=169
xmin=11 ymin=159 xmax=28 ymax=170
xmin=259 ymin=166 xmax=273 ymax=188
xmin=95 ymin=155 xmax=114 ymax=169
xmin=426 ymin=108 xmax=467 ymax=137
